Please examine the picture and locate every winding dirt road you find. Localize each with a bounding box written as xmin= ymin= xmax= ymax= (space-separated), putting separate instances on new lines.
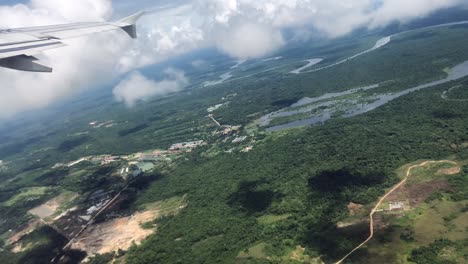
xmin=335 ymin=160 xmax=457 ymax=264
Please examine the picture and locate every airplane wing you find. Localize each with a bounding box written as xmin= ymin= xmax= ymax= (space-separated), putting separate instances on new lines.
xmin=0 ymin=11 xmax=144 ymax=73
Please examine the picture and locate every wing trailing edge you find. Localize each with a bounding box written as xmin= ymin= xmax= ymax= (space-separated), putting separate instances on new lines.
xmin=0 ymin=11 xmax=144 ymax=72
xmin=0 ymin=55 xmax=52 ymax=72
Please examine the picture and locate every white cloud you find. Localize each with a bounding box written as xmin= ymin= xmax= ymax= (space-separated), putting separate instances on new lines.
xmin=29 ymin=0 xmax=112 ymax=21
xmin=368 ymin=0 xmax=463 ymax=28
xmin=186 ymin=0 xmax=466 ymax=56
xmin=0 ymin=0 xmax=466 ymax=119
xmin=0 ymin=0 xmax=134 ymax=120
xmin=191 ymin=59 xmax=208 ymax=68
xmin=117 ymin=4 xmax=206 ymax=72
xmin=113 ymin=69 xmax=188 ymax=107
xmin=215 ymin=23 xmax=284 ymax=59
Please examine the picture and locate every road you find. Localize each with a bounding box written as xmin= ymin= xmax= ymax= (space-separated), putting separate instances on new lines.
xmin=335 ymin=160 xmax=457 ymax=264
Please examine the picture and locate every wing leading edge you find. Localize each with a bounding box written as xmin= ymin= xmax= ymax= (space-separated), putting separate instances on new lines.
xmin=0 ymin=11 xmax=144 ymax=72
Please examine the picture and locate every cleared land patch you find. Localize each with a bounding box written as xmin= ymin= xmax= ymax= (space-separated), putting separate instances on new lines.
xmin=412 ymin=200 xmax=467 ymax=244
xmin=256 ymin=214 xmax=291 ymax=225
xmin=71 ymin=209 xmax=158 ymax=255
xmin=237 ymin=242 xmax=323 ymax=263
xmin=28 ymin=191 xmax=78 ymax=221
xmin=70 ymin=195 xmax=186 ymax=257
xmin=336 ymin=160 xmax=461 ymax=264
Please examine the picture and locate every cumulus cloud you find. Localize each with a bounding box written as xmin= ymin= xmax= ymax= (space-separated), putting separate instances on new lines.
xmin=113 ymin=69 xmax=188 ymax=107
xmin=0 ymin=0 xmax=134 ymax=120
xmin=147 ymin=0 xmax=466 ymax=60
xmin=0 ymin=0 xmax=466 ymax=119
xmin=215 ymin=23 xmax=284 ymax=59
xmin=191 ymin=59 xmax=208 ymax=68
xmin=368 ymin=0 xmax=464 ymax=28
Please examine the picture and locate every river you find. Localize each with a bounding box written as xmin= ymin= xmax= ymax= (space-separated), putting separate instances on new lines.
xmin=264 ymin=60 xmax=468 ymax=132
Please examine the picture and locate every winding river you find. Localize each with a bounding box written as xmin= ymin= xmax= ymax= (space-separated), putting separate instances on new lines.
xmin=290 ymin=59 xmax=324 ymax=74
xmin=298 ymin=21 xmax=468 ymax=74
xmin=264 ymin=60 xmax=468 ymax=132
xmin=203 ymin=21 xmax=468 ymax=86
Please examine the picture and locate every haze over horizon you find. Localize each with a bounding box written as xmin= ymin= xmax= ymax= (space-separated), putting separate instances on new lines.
xmin=0 ymin=0 xmax=467 ymax=120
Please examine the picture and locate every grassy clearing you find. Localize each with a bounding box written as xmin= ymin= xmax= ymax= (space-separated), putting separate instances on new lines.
xmin=364 ymin=193 xmax=466 ymax=263
xmin=407 ymin=162 xmax=458 ymax=185
xmin=191 ymin=235 xmax=224 ymax=252
xmin=141 ymin=194 xmax=186 ymax=212
xmin=139 ymin=195 xmax=188 ymax=229
xmin=55 ymin=191 xmax=79 ymax=210
xmin=413 ymin=200 xmax=467 ymax=244
xmin=257 ymin=214 xmax=291 ymax=225
xmin=4 ymin=187 xmax=51 ymax=207
xmin=363 ymin=228 xmax=413 ymax=264
xmin=237 ymin=243 xmax=321 ymax=263
xmin=237 ymin=242 xmax=268 ymax=259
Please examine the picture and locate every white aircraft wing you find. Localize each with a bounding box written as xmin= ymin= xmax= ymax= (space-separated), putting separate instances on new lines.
xmin=0 ymin=11 xmax=144 ymax=72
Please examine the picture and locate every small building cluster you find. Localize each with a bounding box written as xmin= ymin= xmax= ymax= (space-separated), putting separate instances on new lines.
xmin=388 ymin=201 xmax=405 ymax=211
xmin=52 ymin=163 xmax=65 ymax=169
xmin=207 ymin=104 xmax=224 ymax=113
xmin=221 ymin=93 xmax=237 ymax=101
xmin=119 ymin=165 xmax=142 ymax=179
xmin=58 ymin=155 xmax=122 ymax=169
xmin=217 ymin=125 xmax=241 ymax=136
xmin=232 ymin=136 xmax=247 ymax=143
xmin=207 ymin=102 xmax=229 ymax=113
xmin=98 ymin=156 xmax=120 ymax=165
xmin=0 ymin=160 xmax=7 ymax=171
xmin=89 ymin=120 xmax=115 ymax=128
xmin=135 ymin=150 xmax=168 ymax=161
xmin=169 ymin=140 xmax=205 ymax=152
xmin=241 ymin=146 xmax=254 ymax=152
xmin=82 ymin=190 xmax=112 ymax=218
xmin=66 ymin=157 xmax=91 ymax=167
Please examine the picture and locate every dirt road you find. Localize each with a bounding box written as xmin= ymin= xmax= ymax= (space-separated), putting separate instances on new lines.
xmin=335 ymin=160 xmax=457 ymax=264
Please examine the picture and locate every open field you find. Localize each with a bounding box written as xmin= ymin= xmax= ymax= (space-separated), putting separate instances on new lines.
xmin=4 ymin=187 xmax=52 ymax=207
xmin=341 ymin=160 xmax=467 ymax=263
xmin=28 ymin=191 xmax=78 ymax=221
xmin=257 ymin=214 xmax=291 ymax=225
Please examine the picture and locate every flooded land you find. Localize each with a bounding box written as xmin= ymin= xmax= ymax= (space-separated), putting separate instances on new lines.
xmin=261 ymin=60 xmax=468 ymax=132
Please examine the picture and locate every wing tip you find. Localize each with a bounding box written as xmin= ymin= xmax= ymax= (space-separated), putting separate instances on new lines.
xmin=119 ymin=11 xmax=145 ymax=26
xmin=118 ymin=11 xmax=145 ymax=39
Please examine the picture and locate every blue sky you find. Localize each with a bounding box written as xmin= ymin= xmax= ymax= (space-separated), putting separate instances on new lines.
xmin=3 ymin=0 xmax=26 ymax=4
xmin=113 ymin=0 xmax=173 ymax=17
xmin=2 ymin=0 xmax=183 ymax=18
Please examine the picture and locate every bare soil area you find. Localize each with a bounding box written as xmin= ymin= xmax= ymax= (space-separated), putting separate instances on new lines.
xmin=70 ymin=209 xmax=159 ymax=256
xmin=28 ymin=200 xmax=59 ymax=219
xmin=28 ymin=192 xmax=78 ymax=221
xmin=347 ymin=202 xmax=364 ymax=216
xmin=385 ymin=180 xmax=451 ymax=207
xmin=438 ymin=166 xmax=461 ymax=175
